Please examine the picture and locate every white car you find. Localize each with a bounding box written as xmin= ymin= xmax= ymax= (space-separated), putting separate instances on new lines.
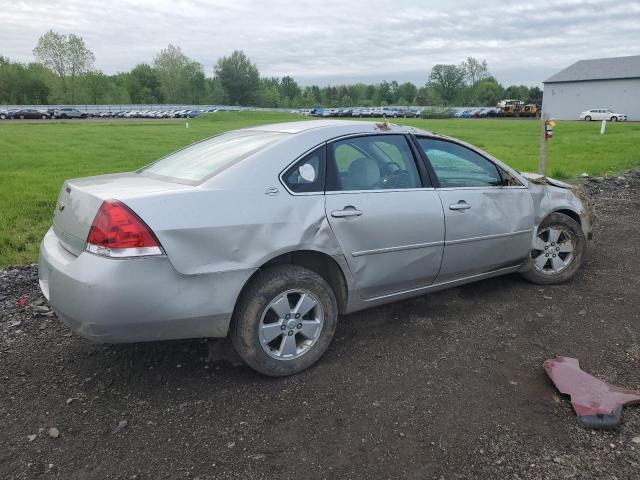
xmin=579 ymin=109 xmax=627 ymax=122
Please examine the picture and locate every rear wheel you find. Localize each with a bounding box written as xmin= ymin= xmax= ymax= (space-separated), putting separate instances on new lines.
xmin=520 ymin=213 xmax=586 ymax=285
xmin=20 ymin=115 xmax=25 ymax=119
xmin=231 ymin=265 xmax=338 ymax=376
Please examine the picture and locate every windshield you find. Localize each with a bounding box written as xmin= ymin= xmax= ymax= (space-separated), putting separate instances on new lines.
xmin=139 ymin=130 xmax=288 ymax=184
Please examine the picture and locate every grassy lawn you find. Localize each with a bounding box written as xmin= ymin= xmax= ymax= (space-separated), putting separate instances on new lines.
xmin=1 ymin=112 xmax=639 ymax=267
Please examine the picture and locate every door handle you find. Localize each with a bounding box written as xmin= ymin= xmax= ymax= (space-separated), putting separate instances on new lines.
xmin=449 ymin=201 xmax=471 ymax=211
xmin=331 ymin=206 xmax=363 ymax=218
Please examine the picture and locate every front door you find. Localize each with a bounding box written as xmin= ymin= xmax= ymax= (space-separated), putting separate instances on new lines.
xmin=325 ymin=134 xmax=445 ymax=299
xmin=413 ymin=137 xmax=534 ymax=283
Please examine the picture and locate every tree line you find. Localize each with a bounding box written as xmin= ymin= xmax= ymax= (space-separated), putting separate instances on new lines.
xmin=0 ymin=30 xmax=543 ymax=108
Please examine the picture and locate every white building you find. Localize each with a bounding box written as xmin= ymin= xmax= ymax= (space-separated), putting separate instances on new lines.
xmin=542 ymin=55 xmax=640 ymax=121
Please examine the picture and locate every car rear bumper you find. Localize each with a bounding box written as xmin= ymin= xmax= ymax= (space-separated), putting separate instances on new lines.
xmin=38 ymin=227 xmax=255 ymax=343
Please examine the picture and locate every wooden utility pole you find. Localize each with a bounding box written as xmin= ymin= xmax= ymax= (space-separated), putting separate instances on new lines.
xmin=538 ymin=112 xmax=549 ymax=175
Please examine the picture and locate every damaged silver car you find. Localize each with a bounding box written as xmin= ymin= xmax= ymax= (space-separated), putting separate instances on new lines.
xmin=39 ymin=120 xmax=593 ymax=376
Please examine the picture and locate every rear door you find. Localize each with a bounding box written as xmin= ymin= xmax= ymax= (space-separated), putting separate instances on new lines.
xmin=413 ymin=137 xmax=534 ymax=283
xmin=324 ymin=134 xmax=445 ymax=299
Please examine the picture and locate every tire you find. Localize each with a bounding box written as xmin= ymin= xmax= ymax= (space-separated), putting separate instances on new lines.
xmin=520 ymin=213 xmax=586 ymax=285
xmin=19 ymin=115 xmax=25 ymax=120
xmin=61 ymin=114 xmax=67 ymax=119
xmin=611 ymin=116 xmax=617 ymax=122
xmin=585 ymin=115 xmax=591 ymax=121
xmin=231 ymin=265 xmax=338 ymax=376
xmin=41 ymin=115 xmax=47 ymax=119
xmin=0 ymin=114 xmax=5 ymax=120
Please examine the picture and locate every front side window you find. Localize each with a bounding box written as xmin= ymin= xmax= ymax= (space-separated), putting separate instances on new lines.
xmin=140 ymin=130 xmax=288 ymax=184
xmin=282 ymin=145 xmax=326 ymax=193
xmin=328 ymin=135 xmax=421 ymax=191
xmin=416 ymin=138 xmax=502 ymax=188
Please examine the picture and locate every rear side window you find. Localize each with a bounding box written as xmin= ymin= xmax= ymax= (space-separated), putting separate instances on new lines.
xmin=140 ymin=130 xmax=288 ymax=184
xmin=416 ymin=138 xmax=502 ymax=188
xmin=327 ymin=135 xmax=421 ymax=191
xmin=282 ymin=145 xmax=326 ymax=193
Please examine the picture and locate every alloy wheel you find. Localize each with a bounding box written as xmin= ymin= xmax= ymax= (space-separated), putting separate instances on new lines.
xmin=532 ymin=226 xmax=575 ymax=275
xmin=259 ymin=289 xmax=324 ymax=360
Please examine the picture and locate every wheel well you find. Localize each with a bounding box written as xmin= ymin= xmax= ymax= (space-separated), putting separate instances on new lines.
xmin=239 ymin=251 xmax=349 ymax=315
xmin=553 ymin=209 xmax=581 ymax=225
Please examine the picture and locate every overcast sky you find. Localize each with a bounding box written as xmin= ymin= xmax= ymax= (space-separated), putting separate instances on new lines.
xmin=1 ymin=0 xmax=639 ymax=86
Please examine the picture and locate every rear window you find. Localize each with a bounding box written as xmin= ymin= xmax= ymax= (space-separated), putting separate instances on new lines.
xmin=139 ymin=130 xmax=288 ymax=183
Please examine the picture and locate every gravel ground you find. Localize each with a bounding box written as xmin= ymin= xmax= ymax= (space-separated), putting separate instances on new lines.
xmin=1 ymin=172 xmax=639 ymax=480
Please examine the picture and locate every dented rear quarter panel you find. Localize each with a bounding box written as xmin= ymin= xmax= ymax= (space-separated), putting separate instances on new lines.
xmin=125 ymin=188 xmax=340 ymax=276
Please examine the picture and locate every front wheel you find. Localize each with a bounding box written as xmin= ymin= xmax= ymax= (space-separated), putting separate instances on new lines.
xmin=231 ymin=265 xmax=338 ymax=376
xmin=520 ymin=213 xmax=586 ymax=285
xmin=611 ymin=116 xmax=617 ymax=122
xmin=585 ymin=115 xmax=592 ymax=121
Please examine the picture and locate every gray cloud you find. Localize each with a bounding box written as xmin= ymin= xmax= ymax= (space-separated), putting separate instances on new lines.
xmin=1 ymin=0 xmax=639 ymax=86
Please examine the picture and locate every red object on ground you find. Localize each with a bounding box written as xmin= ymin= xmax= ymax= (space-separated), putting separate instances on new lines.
xmin=544 ymin=356 xmax=640 ymax=428
xmin=17 ymin=294 xmax=29 ymax=308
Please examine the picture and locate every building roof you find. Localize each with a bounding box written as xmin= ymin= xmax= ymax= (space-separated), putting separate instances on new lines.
xmin=544 ymin=55 xmax=640 ymax=83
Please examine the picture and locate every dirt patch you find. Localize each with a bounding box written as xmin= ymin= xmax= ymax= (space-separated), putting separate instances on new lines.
xmin=1 ymin=172 xmax=640 ymax=479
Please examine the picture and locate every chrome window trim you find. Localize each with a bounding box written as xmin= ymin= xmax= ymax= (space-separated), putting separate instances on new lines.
xmin=325 ymin=187 xmax=436 ymax=195
xmin=436 ymin=186 xmax=528 ymax=191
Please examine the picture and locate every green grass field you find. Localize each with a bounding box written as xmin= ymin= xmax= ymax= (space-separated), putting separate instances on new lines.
xmin=1 ymin=112 xmax=639 ymax=267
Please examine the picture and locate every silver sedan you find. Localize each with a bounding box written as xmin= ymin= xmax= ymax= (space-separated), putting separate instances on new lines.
xmin=39 ymin=120 xmax=593 ymax=376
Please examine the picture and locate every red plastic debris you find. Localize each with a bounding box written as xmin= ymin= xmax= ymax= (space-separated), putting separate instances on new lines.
xmin=17 ymin=294 xmax=29 ymax=308
xmin=544 ymin=356 xmax=640 ymax=428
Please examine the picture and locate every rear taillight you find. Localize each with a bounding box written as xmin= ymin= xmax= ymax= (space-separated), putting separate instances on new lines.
xmin=86 ymin=199 xmax=163 ymax=257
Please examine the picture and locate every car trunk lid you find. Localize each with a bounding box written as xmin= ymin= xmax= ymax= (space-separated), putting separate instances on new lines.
xmin=53 ymin=172 xmax=189 ymax=256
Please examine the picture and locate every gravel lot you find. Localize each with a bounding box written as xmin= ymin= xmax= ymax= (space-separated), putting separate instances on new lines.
xmin=1 ymin=172 xmax=639 ymax=480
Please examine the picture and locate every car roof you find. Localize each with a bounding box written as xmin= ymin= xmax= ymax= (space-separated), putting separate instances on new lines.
xmin=245 ymin=119 xmax=419 ymax=135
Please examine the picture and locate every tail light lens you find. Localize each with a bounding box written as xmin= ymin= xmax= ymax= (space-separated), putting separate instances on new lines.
xmin=86 ymin=199 xmax=163 ymax=257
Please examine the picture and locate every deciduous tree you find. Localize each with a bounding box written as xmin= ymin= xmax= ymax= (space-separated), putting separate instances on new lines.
xmin=33 ymin=30 xmax=94 ymax=103
xmin=214 ymin=50 xmax=260 ymax=105
xmin=428 ymin=64 xmax=466 ymax=105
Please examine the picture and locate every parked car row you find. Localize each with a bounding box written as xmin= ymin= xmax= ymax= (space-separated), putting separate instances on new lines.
xmin=0 ymin=107 xmax=219 ymax=120
xmin=93 ymin=108 xmax=217 ymax=119
xmin=455 ymin=108 xmax=499 ymax=118
xmin=308 ymin=107 xmax=422 ymax=118
xmin=1 ymin=108 xmax=52 ymax=120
